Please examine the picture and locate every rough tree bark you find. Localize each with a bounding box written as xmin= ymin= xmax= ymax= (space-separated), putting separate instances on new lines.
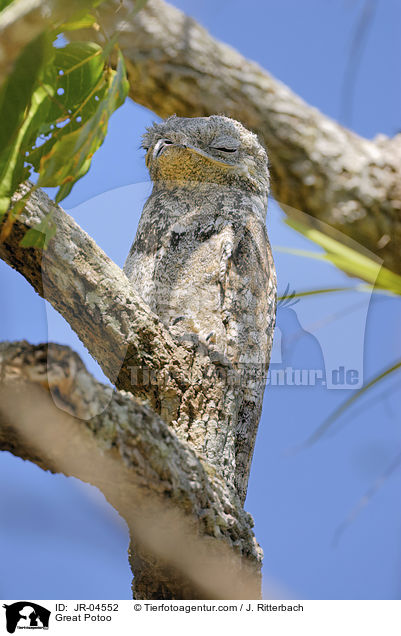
xmin=86 ymin=0 xmax=401 ymax=276
xmin=0 ymin=340 xmax=261 ymax=598
xmin=0 ymin=184 xmax=261 ymax=598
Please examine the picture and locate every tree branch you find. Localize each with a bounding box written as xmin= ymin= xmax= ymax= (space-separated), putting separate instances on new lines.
xmin=0 ymin=0 xmax=50 ymax=85
xmin=0 ymin=340 xmax=262 ymax=598
xmin=90 ymin=0 xmax=401 ymax=275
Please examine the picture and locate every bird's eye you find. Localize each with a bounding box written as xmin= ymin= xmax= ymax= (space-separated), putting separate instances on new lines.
xmin=144 ymin=139 xmax=172 ymax=152
xmin=210 ymin=146 xmax=238 ymax=153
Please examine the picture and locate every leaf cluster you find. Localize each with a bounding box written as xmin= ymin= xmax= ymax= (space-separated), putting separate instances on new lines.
xmin=0 ymin=0 xmax=130 ymax=246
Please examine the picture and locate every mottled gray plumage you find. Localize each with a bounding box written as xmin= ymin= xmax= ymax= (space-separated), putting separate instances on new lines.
xmin=124 ymin=115 xmax=276 ymax=502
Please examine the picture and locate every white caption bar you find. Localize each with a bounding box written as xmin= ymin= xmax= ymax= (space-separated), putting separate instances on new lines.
xmin=1 ymin=600 xmax=400 ymax=635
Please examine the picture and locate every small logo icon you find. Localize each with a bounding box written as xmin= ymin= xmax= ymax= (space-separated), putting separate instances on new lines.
xmin=2 ymin=602 xmax=50 ymax=633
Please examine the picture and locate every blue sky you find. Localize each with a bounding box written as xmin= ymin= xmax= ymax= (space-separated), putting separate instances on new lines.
xmin=1 ymin=0 xmax=401 ymax=600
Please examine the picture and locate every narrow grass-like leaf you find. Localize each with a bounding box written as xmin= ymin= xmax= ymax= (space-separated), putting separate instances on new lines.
xmin=283 ymin=217 xmax=401 ymax=295
xmin=277 ymin=285 xmax=374 ymax=302
xmin=332 ymin=448 xmax=401 ymax=546
xmin=294 ymin=358 xmax=401 ymax=451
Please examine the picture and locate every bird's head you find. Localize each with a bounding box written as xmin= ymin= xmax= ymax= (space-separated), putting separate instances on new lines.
xmin=142 ymin=115 xmax=269 ymax=195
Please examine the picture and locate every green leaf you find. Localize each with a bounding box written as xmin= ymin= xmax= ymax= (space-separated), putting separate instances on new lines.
xmin=47 ymin=42 xmax=105 ymax=120
xmin=0 ymin=0 xmax=14 ymax=11
xmin=0 ymin=34 xmax=54 ymax=217
xmin=58 ymin=11 xmax=97 ymax=32
xmin=0 ymin=33 xmax=52 ymax=153
xmin=38 ymin=51 xmax=129 ymax=202
xmin=20 ymin=211 xmax=57 ymax=250
xmin=26 ymin=78 xmax=108 ymax=172
xmin=26 ymin=41 xmax=109 ymax=174
xmin=0 ymin=82 xmax=56 ymax=215
xmin=0 ymin=0 xmax=122 ymax=225
xmin=58 ymin=0 xmax=115 ymax=32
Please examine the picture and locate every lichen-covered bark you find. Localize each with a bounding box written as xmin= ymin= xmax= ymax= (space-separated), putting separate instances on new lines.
xmin=87 ymin=0 xmax=401 ymax=275
xmin=0 ymin=341 xmax=262 ymax=599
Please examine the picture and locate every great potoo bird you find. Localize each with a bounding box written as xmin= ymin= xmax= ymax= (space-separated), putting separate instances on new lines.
xmin=124 ymin=115 xmax=276 ymax=503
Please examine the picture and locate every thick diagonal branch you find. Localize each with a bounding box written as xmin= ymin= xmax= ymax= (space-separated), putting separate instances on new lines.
xmin=0 ymin=341 xmax=262 ymax=598
xmin=0 ymin=0 xmax=91 ymax=86
xmin=0 ymin=0 xmax=52 ymax=85
xmin=91 ymin=0 xmax=401 ymax=275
